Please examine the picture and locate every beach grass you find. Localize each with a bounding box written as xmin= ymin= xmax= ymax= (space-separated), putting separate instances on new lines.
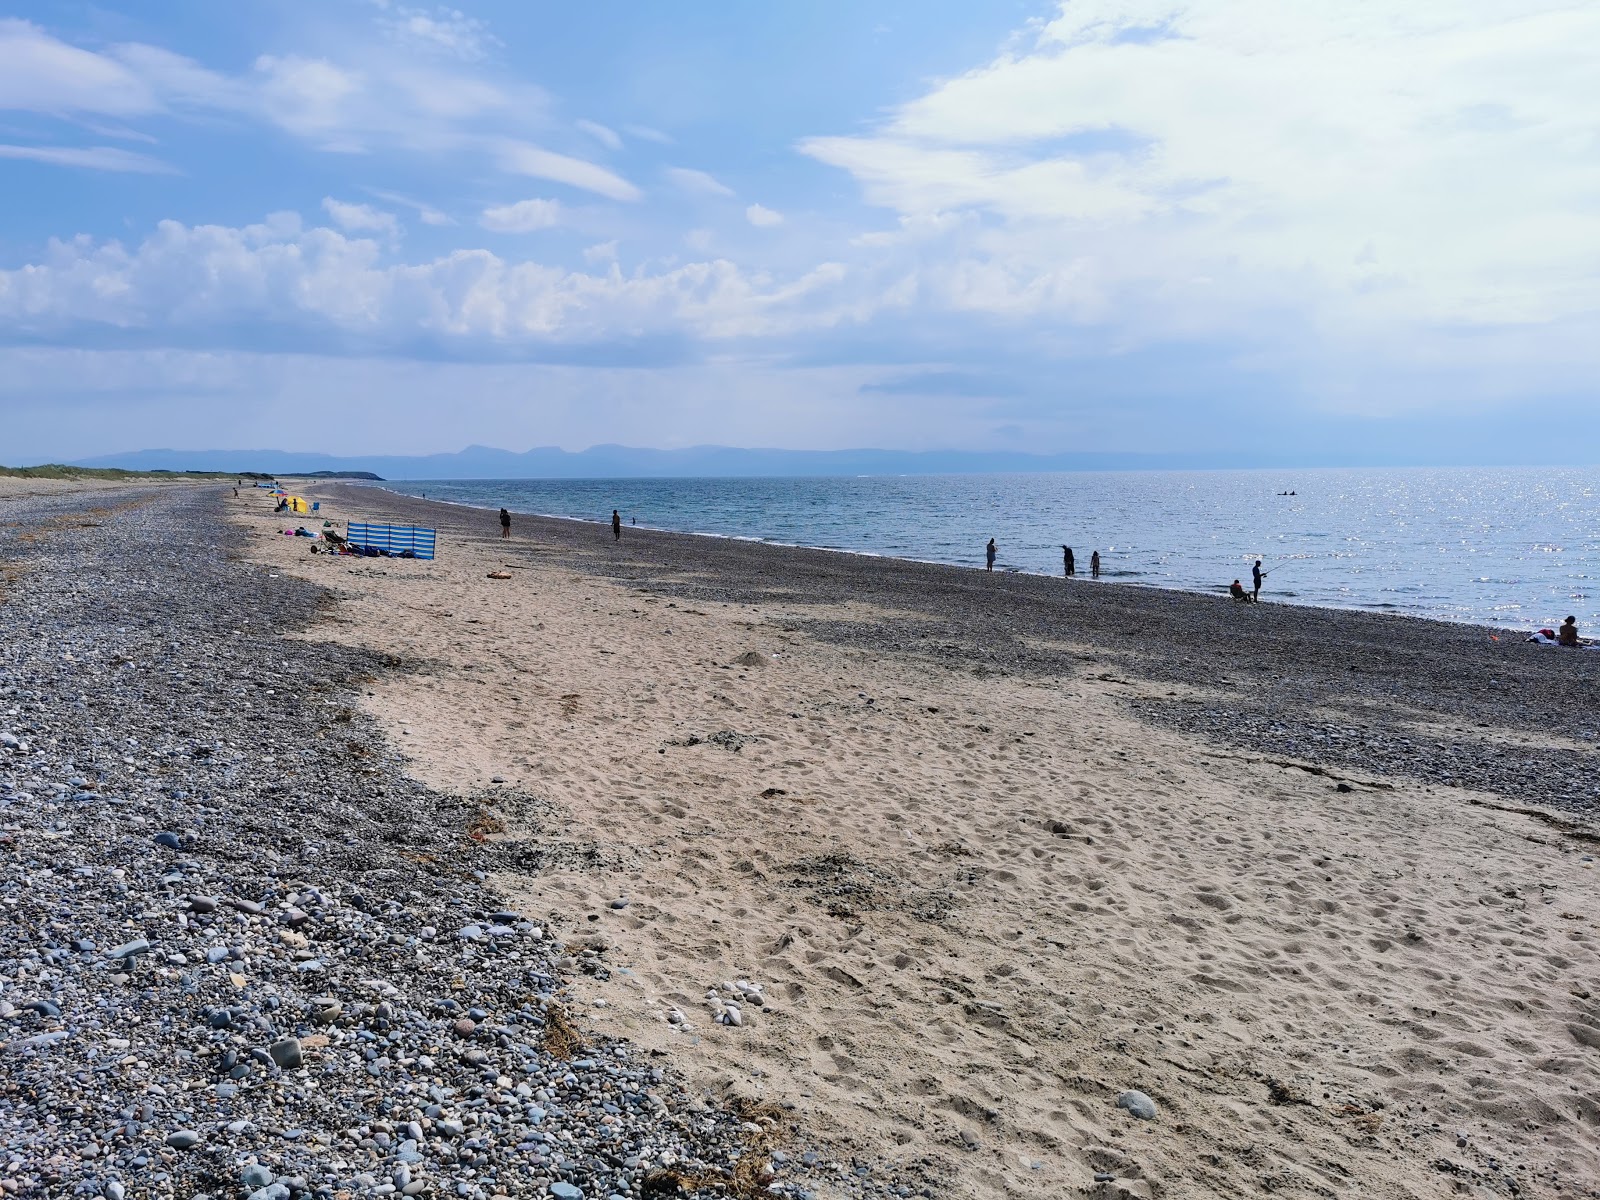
xmin=0 ymin=463 xmax=260 ymax=480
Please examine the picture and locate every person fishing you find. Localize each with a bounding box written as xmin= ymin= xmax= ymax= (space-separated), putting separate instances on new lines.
xmin=1252 ymin=559 xmax=1264 ymax=601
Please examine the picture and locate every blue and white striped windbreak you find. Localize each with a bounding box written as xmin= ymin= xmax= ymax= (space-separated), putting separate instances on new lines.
xmin=346 ymin=523 xmax=437 ymax=560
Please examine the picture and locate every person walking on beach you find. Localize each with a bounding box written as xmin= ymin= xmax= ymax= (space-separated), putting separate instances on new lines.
xmin=1090 ymin=550 xmax=1101 ymax=579
xmin=985 ymin=538 xmax=997 ymax=572
xmin=1062 ymin=546 xmax=1075 ymax=578
xmin=612 ymin=509 xmax=622 ymax=542
xmin=499 ymin=508 xmax=511 ymax=539
xmin=1252 ymin=559 xmax=1264 ymax=602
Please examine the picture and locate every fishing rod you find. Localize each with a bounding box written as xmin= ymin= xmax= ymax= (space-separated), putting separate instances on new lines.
xmin=1258 ymin=553 xmax=1314 ymax=580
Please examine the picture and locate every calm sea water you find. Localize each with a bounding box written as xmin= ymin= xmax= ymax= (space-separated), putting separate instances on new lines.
xmin=381 ymin=467 xmax=1600 ymax=632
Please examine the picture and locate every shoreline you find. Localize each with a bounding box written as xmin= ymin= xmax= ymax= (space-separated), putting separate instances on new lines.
xmin=321 ymin=480 xmax=1600 ymax=818
xmin=239 ymin=480 xmax=1599 ymax=1199
xmin=352 ymin=481 xmax=1548 ymax=637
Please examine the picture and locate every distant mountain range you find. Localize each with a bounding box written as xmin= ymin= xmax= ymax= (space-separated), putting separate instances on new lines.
xmin=71 ymin=444 xmax=1310 ymax=480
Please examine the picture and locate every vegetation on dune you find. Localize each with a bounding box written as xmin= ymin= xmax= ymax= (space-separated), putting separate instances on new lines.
xmin=0 ymin=465 xmax=275 ymax=480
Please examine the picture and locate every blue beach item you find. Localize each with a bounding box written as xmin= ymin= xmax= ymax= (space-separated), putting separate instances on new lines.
xmin=346 ymin=522 xmax=437 ymax=560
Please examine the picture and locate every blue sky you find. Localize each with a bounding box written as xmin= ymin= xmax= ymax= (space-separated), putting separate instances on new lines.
xmin=2 ymin=1 xmax=1597 ymax=464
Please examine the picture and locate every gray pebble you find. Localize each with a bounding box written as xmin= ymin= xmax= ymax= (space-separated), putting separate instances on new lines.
xmin=1115 ymin=1089 xmax=1158 ymax=1120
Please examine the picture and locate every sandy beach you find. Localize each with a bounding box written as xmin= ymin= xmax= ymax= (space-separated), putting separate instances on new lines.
xmin=232 ymin=482 xmax=1600 ymax=1200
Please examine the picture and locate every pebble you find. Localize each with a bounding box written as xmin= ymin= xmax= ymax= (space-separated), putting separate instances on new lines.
xmin=0 ymin=486 xmax=887 ymax=1200
xmin=268 ymin=1037 xmax=303 ymax=1069
xmin=1116 ymin=1090 xmax=1159 ymax=1120
xmin=241 ymin=1164 xmax=275 ymax=1189
xmin=550 ymin=1184 xmax=583 ymax=1199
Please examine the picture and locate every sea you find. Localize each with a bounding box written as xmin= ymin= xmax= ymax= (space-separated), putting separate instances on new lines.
xmin=379 ymin=467 xmax=1600 ymax=633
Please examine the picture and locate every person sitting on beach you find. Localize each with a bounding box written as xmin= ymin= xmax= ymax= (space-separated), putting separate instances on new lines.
xmin=1559 ymin=616 xmax=1581 ymax=647
xmin=1230 ymin=579 xmax=1255 ymax=602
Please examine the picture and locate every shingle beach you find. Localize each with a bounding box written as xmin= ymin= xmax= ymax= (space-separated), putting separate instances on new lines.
xmin=4 ymin=479 xmax=1598 ymax=1200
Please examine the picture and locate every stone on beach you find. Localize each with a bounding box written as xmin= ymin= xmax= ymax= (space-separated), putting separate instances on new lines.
xmin=1116 ymin=1090 xmax=1159 ymax=1121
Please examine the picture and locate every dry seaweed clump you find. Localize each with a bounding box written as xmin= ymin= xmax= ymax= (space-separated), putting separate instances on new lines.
xmin=541 ymin=999 xmax=583 ymax=1059
xmin=643 ymin=1099 xmax=792 ymax=1198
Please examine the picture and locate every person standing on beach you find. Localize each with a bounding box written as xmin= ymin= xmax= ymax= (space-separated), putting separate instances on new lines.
xmin=612 ymin=509 xmax=622 ymax=542
xmin=1252 ymin=559 xmax=1264 ymax=601
xmin=985 ymin=538 xmax=997 ymax=572
xmin=499 ymin=508 xmax=511 ymax=539
xmin=1091 ymin=550 xmax=1101 ymax=579
xmin=1062 ymin=546 xmax=1075 ymax=578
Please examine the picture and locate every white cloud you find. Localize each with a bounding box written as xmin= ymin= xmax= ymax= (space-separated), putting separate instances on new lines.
xmin=253 ymin=55 xmax=362 ymax=141
xmin=367 ymin=189 xmax=454 ymax=226
xmin=576 ymin=119 xmax=622 ymax=150
xmin=0 ymin=143 xmax=175 ymax=173
xmin=378 ymin=5 xmax=497 ymax=60
xmin=624 ymin=124 xmax=674 ymax=145
xmin=666 ymin=167 xmax=734 ymax=198
xmin=496 ymin=140 xmax=642 ymax=201
xmin=110 ymin=42 xmax=239 ymax=109
xmin=78 ymin=122 xmax=160 ymax=145
xmin=0 ymin=20 xmax=543 ymax=170
xmin=583 ymin=240 xmax=618 ymax=263
xmin=323 ymin=197 xmax=401 ymax=236
xmin=0 ymin=19 xmax=154 ymax=115
xmin=0 ymin=214 xmax=857 ymax=343
xmin=800 ymin=0 xmax=1600 ymax=358
xmin=746 ymin=203 xmax=784 ymax=227
xmin=480 ymin=198 xmax=561 ymax=233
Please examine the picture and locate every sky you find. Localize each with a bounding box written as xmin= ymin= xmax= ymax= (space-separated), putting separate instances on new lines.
xmin=1 ymin=0 xmax=1597 ymax=466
